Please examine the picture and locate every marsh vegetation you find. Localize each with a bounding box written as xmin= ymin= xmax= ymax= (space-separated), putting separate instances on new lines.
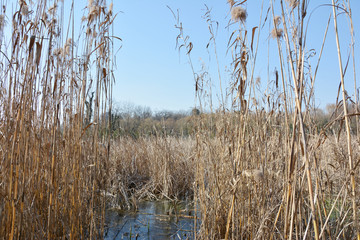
xmin=1 ymin=0 xmax=360 ymax=239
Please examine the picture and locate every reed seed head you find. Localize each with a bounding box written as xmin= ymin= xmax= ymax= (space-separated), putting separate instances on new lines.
xmin=63 ymin=38 xmax=72 ymax=56
xmin=271 ymin=28 xmax=283 ymax=39
xmin=66 ymin=38 xmax=72 ymax=46
xmin=21 ymin=4 xmax=29 ymax=16
xmin=53 ymin=47 xmax=62 ymax=56
xmin=89 ymin=5 xmax=98 ymax=15
xmin=274 ymin=16 xmax=281 ymax=26
xmin=231 ymin=6 xmax=247 ymax=23
xmin=88 ymin=5 xmax=99 ymax=23
xmin=109 ymin=2 xmax=113 ymax=15
xmin=286 ymin=0 xmax=299 ymax=8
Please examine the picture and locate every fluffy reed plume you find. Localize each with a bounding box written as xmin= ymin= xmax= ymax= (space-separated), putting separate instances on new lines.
xmin=286 ymin=0 xmax=299 ymax=9
xmin=271 ymin=15 xmax=283 ymax=39
xmin=63 ymin=38 xmax=72 ymax=57
xmin=231 ymin=6 xmax=247 ymax=23
xmin=20 ymin=4 xmax=29 ymax=16
xmin=271 ymin=27 xmax=283 ymax=39
xmin=88 ymin=5 xmax=99 ymax=23
xmin=274 ymin=15 xmax=281 ymax=26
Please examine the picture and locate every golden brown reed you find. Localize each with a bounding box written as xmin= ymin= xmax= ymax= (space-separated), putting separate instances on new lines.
xmin=0 ymin=0 xmax=116 ymax=238
xmin=105 ymin=136 xmax=195 ymax=208
xmin=1 ymin=0 xmax=360 ymax=239
xmin=170 ymin=1 xmax=360 ymax=239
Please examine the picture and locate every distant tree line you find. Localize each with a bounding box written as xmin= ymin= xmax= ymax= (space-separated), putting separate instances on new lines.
xmin=102 ymin=102 xmax=200 ymax=138
xmin=94 ymin=101 xmax=360 ymax=139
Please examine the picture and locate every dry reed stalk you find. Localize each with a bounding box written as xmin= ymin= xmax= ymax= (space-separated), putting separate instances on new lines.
xmin=175 ymin=0 xmax=359 ymax=238
xmin=224 ymin=1 xmax=266 ymax=236
xmin=279 ymin=0 xmax=319 ymax=238
xmin=331 ymin=1 xmax=359 ymax=239
xmin=0 ymin=0 xmax=116 ymax=238
xmin=345 ymin=0 xmax=360 ymax=140
xmin=269 ymin=3 xmax=294 ymax=236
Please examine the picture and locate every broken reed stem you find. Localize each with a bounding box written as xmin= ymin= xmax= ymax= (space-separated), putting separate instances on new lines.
xmin=331 ymin=1 xmax=359 ymax=239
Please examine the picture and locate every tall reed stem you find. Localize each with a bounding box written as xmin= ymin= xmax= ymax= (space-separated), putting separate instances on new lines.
xmin=331 ymin=1 xmax=359 ymax=239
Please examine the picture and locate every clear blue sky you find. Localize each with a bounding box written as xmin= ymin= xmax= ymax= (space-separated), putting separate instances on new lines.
xmin=111 ymin=0 xmax=360 ymax=112
xmin=3 ymin=0 xmax=360 ymax=112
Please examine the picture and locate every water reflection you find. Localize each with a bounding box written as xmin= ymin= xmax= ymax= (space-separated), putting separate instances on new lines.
xmin=104 ymin=201 xmax=197 ymax=240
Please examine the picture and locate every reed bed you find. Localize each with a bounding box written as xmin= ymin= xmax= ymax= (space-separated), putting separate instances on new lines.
xmin=105 ymin=137 xmax=195 ymax=208
xmin=1 ymin=0 xmax=360 ymax=239
xmin=0 ymin=0 xmax=115 ymax=238
xmin=169 ymin=0 xmax=360 ymax=239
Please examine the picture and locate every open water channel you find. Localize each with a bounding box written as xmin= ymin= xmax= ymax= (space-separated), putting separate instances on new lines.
xmin=104 ymin=201 xmax=198 ymax=240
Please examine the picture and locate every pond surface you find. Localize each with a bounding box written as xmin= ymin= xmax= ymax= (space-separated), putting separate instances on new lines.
xmin=104 ymin=201 xmax=197 ymax=240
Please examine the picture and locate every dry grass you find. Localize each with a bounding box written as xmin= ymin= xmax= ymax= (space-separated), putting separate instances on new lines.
xmin=170 ymin=0 xmax=360 ymax=239
xmin=1 ymin=0 xmax=360 ymax=239
xmin=0 ymin=0 xmax=116 ymax=238
xmin=105 ymin=136 xmax=195 ymax=208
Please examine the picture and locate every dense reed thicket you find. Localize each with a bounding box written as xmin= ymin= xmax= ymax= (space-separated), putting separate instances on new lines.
xmin=1 ymin=0 xmax=360 ymax=239
xmin=0 ymin=0 xmax=116 ymax=238
xmin=176 ymin=0 xmax=360 ymax=239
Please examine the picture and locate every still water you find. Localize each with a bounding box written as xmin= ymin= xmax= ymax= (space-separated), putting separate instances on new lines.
xmin=104 ymin=201 xmax=197 ymax=240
